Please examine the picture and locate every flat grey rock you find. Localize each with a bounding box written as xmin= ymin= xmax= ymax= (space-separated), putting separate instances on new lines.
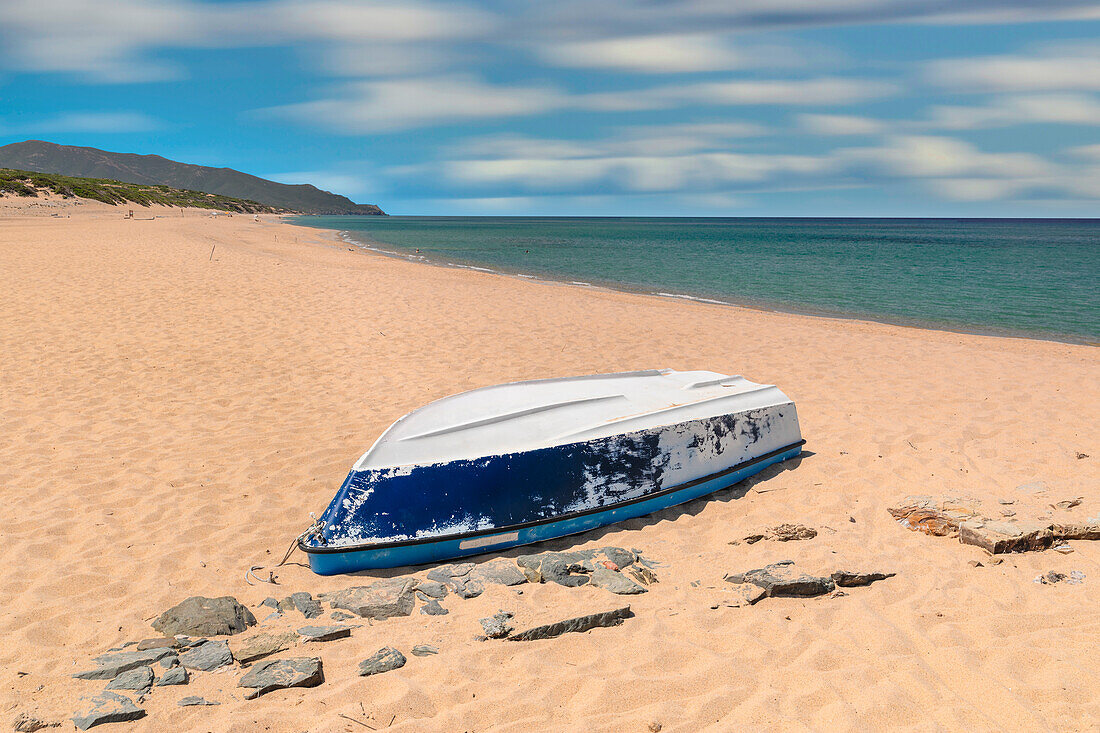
xmin=179 ymin=640 xmax=233 ymax=672
xmin=358 ymin=647 xmax=406 ymax=676
xmin=105 ymin=666 xmax=153 ymax=694
xmin=328 ymin=578 xmax=419 ymax=619
xmin=177 ymin=696 xmax=220 ymax=707
xmin=155 ymin=666 xmax=189 ymax=686
xmin=830 ymin=571 xmax=896 ymax=587
xmin=469 ymin=561 xmax=527 ymax=587
xmin=284 ymin=592 xmax=323 ymax=619
xmin=426 ymin=564 xmax=483 ymax=598
xmin=593 ymin=547 xmax=638 ymax=570
xmin=260 ymin=597 xmax=280 ymax=609
xmin=330 ymin=611 xmax=354 ymax=621
xmin=508 ymin=606 xmax=633 ymax=642
xmin=479 ymin=612 xmax=514 ymax=639
xmin=411 ymin=644 xmax=438 ymax=656
xmin=452 ymin=579 xmax=484 ymax=599
xmin=238 ymin=657 xmax=323 ymax=699
xmin=298 ymin=625 xmax=352 ymax=642
xmin=71 ymin=692 xmax=145 ymax=730
xmin=73 ymin=648 xmax=177 ymax=681
xmin=426 ymin=563 xmax=474 ymax=583
xmin=724 ymin=561 xmax=835 ymax=598
xmin=419 ymin=599 xmax=448 ymax=616
xmin=152 ymin=596 xmax=257 ymax=637
xmin=712 ymin=584 xmax=767 ymax=609
xmin=589 ymin=566 xmax=647 ymax=595
xmin=231 ymin=632 xmax=297 ymax=665
xmin=136 ymin=637 xmax=180 ymax=651
xmin=415 ymin=580 xmax=448 ymax=599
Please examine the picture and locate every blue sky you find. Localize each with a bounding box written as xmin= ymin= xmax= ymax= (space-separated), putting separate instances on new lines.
xmin=1 ymin=1 xmax=1099 ymax=216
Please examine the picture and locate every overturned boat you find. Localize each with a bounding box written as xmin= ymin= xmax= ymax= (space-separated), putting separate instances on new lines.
xmin=300 ymin=369 xmax=803 ymax=574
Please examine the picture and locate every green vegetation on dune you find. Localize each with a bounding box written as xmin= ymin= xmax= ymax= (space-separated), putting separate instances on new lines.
xmin=0 ymin=141 xmax=385 ymax=214
xmin=0 ymin=168 xmax=283 ymax=213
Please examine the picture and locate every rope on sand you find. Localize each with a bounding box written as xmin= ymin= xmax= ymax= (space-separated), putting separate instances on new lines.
xmin=246 ymin=515 xmax=324 ymax=585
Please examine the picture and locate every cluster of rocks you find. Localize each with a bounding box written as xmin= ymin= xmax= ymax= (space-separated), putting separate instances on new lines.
xmin=889 ymin=495 xmax=1099 ymax=555
xmin=516 ymin=546 xmax=658 ymax=593
xmin=257 ymin=591 xmax=323 ymax=622
xmin=719 ymin=560 xmax=894 ymax=607
xmin=311 ymin=547 xmax=657 ymax=625
xmin=69 ymin=594 xmax=356 ymax=729
xmin=68 ymin=548 xmax=658 ymax=728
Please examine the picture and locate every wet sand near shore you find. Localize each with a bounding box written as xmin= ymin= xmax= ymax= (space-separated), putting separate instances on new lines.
xmin=1 ymin=197 xmax=1097 ymax=731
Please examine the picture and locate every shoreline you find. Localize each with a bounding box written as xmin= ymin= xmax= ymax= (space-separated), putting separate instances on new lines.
xmin=295 ymin=219 xmax=1098 ymax=348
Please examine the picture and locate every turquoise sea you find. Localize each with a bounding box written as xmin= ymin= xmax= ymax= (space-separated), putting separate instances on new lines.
xmin=295 ymin=217 xmax=1099 ymax=344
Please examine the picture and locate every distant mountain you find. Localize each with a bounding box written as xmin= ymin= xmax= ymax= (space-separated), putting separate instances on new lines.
xmin=0 ymin=140 xmax=384 ymax=215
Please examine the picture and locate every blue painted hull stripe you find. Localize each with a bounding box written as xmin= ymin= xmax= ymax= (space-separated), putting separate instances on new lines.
xmin=302 ymin=441 xmax=803 ymax=574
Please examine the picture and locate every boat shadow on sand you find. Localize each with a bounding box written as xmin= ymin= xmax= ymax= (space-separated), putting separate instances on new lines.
xmin=337 ymin=450 xmax=815 ymax=579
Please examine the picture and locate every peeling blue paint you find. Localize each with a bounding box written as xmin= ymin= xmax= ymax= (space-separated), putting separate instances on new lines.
xmin=305 ymin=406 xmax=798 ymax=559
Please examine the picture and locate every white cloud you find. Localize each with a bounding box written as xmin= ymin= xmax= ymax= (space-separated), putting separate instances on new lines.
xmin=441 ymin=150 xmax=832 ymax=193
xmin=266 ymin=0 xmax=492 ymax=42
xmin=537 ymin=34 xmax=802 ymax=73
xmin=13 ymin=111 xmax=161 ymax=134
xmin=270 ymin=75 xmax=567 ymax=132
xmin=274 ymin=73 xmax=889 ymax=133
xmin=4 ymin=0 xmax=1100 ymax=88
xmin=584 ymin=77 xmax=895 ymax=111
xmin=420 ymin=131 xmax=1100 ymax=204
xmin=0 ymin=0 xmax=493 ymax=82
xmin=799 ymin=113 xmax=886 ymax=135
xmin=841 ymin=135 xmax=1053 ymax=178
xmin=413 ymin=191 xmax=764 ymax=216
xmin=835 ymin=135 xmax=1100 ymax=201
xmin=534 ymin=1 xmax=1100 ymax=40
xmin=1068 ymin=143 xmax=1100 ymax=161
xmin=927 ymin=94 xmax=1100 ymax=128
xmin=794 ymin=94 xmax=1100 ymax=137
xmin=926 ymin=41 xmax=1100 ymax=92
xmin=457 ymin=122 xmax=769 ymax=160
xmin=0 ymin=0 xmax=200 ymax=81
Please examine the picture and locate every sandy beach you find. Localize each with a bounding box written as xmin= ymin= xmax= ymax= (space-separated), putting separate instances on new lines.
xmin=1 ymin=197 xmax=1097 ymax=731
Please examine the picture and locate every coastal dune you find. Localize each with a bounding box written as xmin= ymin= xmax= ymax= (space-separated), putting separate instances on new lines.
xmin=1 ymin=199 xmax=1097 ymax=731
